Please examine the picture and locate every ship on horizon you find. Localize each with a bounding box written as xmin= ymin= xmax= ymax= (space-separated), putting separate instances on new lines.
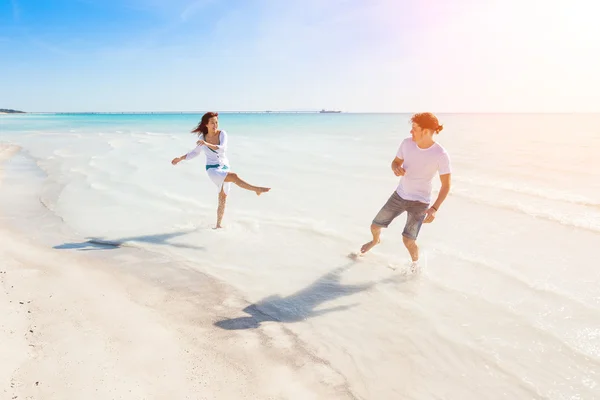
xmin=319 ymin=109 xmax=341 ymax=113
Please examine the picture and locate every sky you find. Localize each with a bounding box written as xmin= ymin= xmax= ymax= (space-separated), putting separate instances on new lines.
xmin=1 ymin=0 xmax=599 ymax=112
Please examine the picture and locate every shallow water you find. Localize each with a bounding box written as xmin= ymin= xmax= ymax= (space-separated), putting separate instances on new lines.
xmin=1 ymin=112 xmax=599 ymax=399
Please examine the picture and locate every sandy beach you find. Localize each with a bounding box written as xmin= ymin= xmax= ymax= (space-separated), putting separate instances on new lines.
xmin=2 ymin=111 xmax=599 ymax=400
xmin=0 ymin=143 xmax=352 ymax=400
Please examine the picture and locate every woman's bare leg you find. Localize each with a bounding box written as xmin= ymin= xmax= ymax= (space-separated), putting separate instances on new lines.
xmin=224 ymin=172 xmax=270 ymax=195
xmin=215 ymin=188 xmax=227 ymax=229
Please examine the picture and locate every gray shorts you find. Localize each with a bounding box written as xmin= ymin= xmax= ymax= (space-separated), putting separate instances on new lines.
xmin=372 ymin=191 xmax=429 ymax=240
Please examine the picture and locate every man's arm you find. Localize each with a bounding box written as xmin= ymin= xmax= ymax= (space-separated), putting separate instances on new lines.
xmin=423 ymin=173 xmax=451 ymax=223
xmin=431 ymin=173 xmax=451 ymax=211
xmin=392 ymin=139 xmax=407 ymax=176
xmin=391 ymin=157 xmax=405 ymax=176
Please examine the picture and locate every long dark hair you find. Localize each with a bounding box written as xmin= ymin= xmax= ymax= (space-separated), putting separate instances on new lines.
xmin=191 ymin=112 xmax=218 ymax=136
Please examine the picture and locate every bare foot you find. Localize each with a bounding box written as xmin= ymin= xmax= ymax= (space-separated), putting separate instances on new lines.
xmin=360 ymin=239 xmax=380 ymax=254
xmin=255 ymin=187 xmax=271 ymax=196
xmin=410 ymin=260 xmax=420 ymax=274
xmin=213 ymin=224 xmax=223 ymax=230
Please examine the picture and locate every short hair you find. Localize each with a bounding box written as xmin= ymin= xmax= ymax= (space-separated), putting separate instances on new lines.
xmin=411 ymin=112 xmax=443 ymax=133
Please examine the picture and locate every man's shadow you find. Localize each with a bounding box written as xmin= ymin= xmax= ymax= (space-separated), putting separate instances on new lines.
xmin=214 ymin=262 xmax=408 ymax=330
xmin=53 ymin=230 xmax=205 ymax=251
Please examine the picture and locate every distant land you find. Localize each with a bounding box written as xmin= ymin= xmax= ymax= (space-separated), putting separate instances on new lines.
xmin=0 ymin=109 xmax=25 ymax=114
xmin=22 ymin=110 xmax=344 ymax=115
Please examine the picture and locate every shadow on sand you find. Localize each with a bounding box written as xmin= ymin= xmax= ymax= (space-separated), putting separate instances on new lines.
xmin=53 ymin=230 xmax=205 ymax=251
xmin=214 ymin=262 xmax=410 ymax=330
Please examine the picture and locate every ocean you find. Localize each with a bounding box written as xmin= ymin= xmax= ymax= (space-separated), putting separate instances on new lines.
xmin=1 ymin=112 xmax=599 ymax=399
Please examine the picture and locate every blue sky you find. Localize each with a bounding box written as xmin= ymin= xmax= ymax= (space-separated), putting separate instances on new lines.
xmin=1 ymin=0 xmax=599 ymax=112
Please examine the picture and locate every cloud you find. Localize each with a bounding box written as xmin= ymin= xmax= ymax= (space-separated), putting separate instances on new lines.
xmin=180 ymin=0 xmax=213 ymax=21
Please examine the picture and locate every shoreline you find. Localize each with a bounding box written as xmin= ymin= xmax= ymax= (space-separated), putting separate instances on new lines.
xmin=3 ymin=109 xmax=600 ymax=399
xmin=0 ymin=143 xmax=354 ymax=399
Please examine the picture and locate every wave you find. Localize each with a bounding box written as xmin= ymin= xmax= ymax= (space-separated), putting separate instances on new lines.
xmin=143 ymin=132 xmax=170 ymax=137
xmin=52 ymin=148 xmax=77 ymax=158
xmin=454 ymin=175 xmax=600 ymax=208
xmin=425 ymin=278 xmax=600 ymax=370
xmin=107 ymin=139 xmax=123 ymax=149
xmin=410 ymin=247 xmax=600 ymax=365
xmin=378 ymin=280 xmax=592 ymax=398
xmin=430 ymin=245 xmax=599 ymax=311
xmin=451 ymin=159 xmax=599 ymax=181
xmin=452 ymin=190 xmax=600 ymax=233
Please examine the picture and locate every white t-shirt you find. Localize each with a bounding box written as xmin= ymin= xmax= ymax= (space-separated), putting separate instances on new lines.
xmin=395 ymin=137 xmax=451 ymax=204
xmin=185 ymin=130 xmax=230 ymax=166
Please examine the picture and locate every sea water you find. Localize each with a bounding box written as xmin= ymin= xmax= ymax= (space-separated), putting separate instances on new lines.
xmin=1 ymin=112 xmax=599 ymax=399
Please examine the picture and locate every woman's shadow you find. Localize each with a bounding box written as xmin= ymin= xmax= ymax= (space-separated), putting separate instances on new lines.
xmin=214 ymin=262 xmax=408 ymax=330
xmin=53 ymin=230 xmax=205 ymax=251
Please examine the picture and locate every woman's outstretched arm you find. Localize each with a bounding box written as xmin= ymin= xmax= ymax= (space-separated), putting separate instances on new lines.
xmin=172 ymin=144 xmax=202 ymax=165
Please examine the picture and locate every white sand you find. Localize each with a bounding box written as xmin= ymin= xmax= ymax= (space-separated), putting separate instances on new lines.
xmin=0 ymin=144 xmax=351 ymax=400
xmin=3 ymin=112 xmax=599 ymax=399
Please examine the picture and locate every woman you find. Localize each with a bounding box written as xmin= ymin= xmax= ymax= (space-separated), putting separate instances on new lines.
xmin=171 ymin=112 xmax=270 ymax=228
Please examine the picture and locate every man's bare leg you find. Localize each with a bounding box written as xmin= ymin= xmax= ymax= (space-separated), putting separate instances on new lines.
xmin=224 ymin=172 xmax=270 ymax=196
xmin=402 ymin=236 xmax=419 ymax=261
xmin=402 ymin=236 xmax=420 ymax=273
xmin=360 ymin=224 xmax=382 ymax=254
xmin=215 ymin=189 xmax=227 ymax=229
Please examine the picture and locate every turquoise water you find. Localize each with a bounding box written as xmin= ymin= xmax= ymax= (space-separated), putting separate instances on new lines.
xmin=0 ymin=112 xmax=407 ymax=134
xmin=1 ymin=112 xmax=599 ymax=399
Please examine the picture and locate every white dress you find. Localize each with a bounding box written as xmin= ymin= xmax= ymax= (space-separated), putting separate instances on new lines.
xmin=185 ymin=130 xmax=232 ymax=195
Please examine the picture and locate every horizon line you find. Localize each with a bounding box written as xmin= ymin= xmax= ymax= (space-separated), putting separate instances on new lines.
xmin=4 ymin=110 xmax=600 ymax=115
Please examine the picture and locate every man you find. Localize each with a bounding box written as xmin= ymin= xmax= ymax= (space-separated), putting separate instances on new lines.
xmin=360 ymin=112 xmax=451 ymax=269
